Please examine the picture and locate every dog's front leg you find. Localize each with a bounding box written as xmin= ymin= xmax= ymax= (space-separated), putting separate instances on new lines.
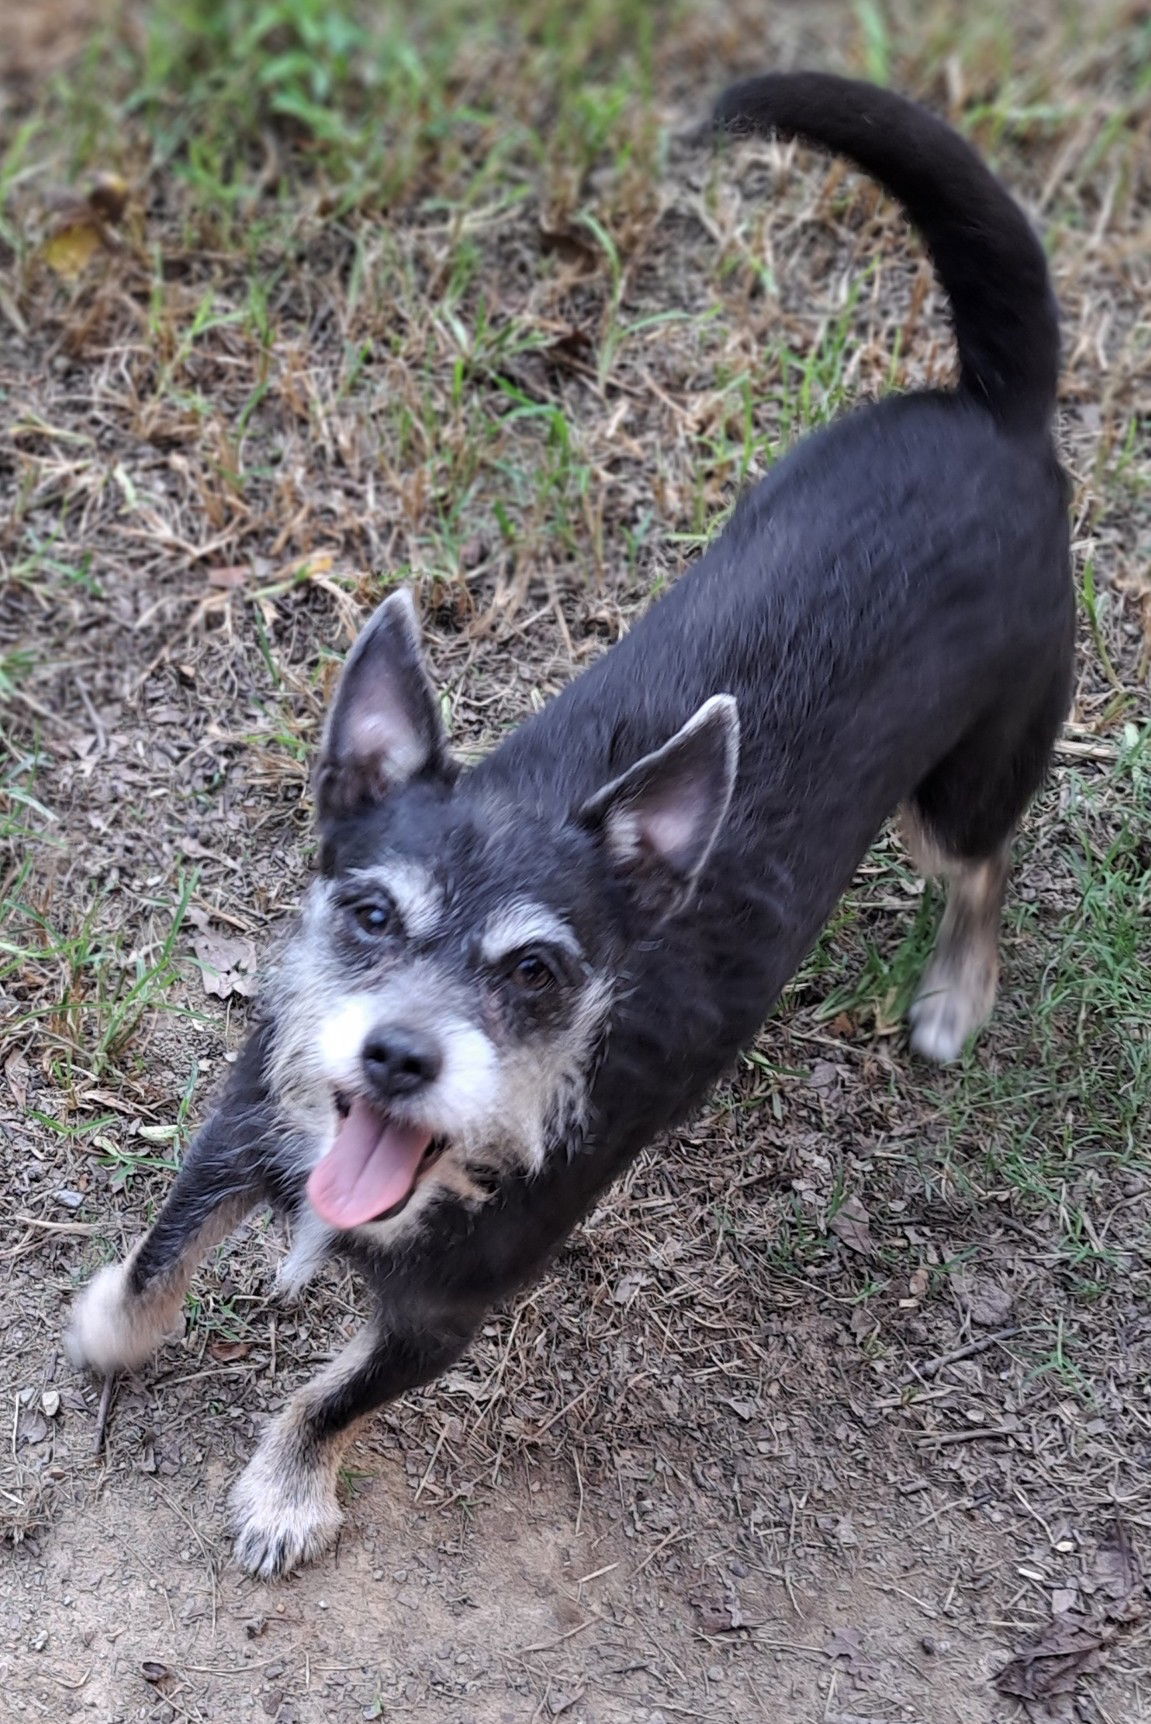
xmin=66 ymin=1033 xmax=270 ymax=1375
xmin=231 ymin=1306 xmax=473 ymax=1579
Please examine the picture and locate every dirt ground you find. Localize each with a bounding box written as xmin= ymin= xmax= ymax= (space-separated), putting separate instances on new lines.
xmin=3 ymin=2 xmax=1150 ymax=1721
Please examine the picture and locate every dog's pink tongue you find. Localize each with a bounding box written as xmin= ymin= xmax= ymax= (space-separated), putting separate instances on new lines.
xmin=307 ymin=1100 xmax=432 ymax=1229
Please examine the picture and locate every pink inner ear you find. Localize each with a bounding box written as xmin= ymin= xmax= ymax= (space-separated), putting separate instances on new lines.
xmin=641 ymin=792 xmax=706 ymax=862
xmin=347 ymin=705 xmax=427 ymax=781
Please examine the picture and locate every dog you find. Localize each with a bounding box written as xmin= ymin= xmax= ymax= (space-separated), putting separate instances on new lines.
xmin=67 ymin=72 xmax=1073 ymax=1578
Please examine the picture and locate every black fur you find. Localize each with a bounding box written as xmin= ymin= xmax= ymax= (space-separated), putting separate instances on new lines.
xmin=72 ymin=72 xmax=1074 ymax=1572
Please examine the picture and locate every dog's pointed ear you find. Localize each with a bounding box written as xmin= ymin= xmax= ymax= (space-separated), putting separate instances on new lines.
xmin=315 ymin=589 xmax=450 ymax=822
xmin=578 ymin=695 xmax=740 ymax=917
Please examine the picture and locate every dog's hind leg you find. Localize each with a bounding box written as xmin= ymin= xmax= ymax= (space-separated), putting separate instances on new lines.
xmin=903 ymin=815 xmax=1011 ymax=1063
xmin=66 ymin=1035 xmax=269 ymax=1375
xmin=231 ymin=1305 xmax=475 ymax=1579
xmin=903 ymin=661 xmax=1070 ymax=1063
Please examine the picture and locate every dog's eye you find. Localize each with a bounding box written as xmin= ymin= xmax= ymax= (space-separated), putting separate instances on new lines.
xmin=352 ymin=900 xmax=393 ymax=936
xmin=508 ymin=953 xmax=555 ymax=994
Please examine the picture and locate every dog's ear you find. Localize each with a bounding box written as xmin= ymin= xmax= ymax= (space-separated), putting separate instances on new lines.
xmin=315 ymin=589 xmax=450 ymax=821
xmin=579 ymin=695 xmax=740 ymax=917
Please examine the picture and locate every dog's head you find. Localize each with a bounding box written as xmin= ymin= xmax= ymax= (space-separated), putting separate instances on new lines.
xmin=269 ymin=591 xmax=739 ymax=1238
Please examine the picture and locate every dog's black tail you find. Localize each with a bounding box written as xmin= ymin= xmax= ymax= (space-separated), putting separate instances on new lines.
xmin=712 ymin=73 xmax=1059 ymax=436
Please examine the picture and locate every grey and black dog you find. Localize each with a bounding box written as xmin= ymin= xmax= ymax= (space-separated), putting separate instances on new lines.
xmin=68 ymin=73 xmax=1073 ymax=1577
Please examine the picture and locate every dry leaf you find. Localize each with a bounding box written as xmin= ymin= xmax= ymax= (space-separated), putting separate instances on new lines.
xmin=191 ymin=929 xmax=258 ymax=999
xmin=824 ymin=1627 xmax=865 ymax=1662
xmin=1094 ymin=1523 xmax=1144 ymax=1621
xmin=967 ymin=1277 xmax=1014 ymax=1327
xmin=687 ymin=1592 xmax=758 ymax=1634
xmin=40 ymin=173 xmax=129 ymax=281
xmin=5 ymin=1048 xmax=30 ymax=1108
xmin=42 ymin=215 xmax=105 ymax=280
xmin=208 ymin=1339 xmax=251 ymax=1362
xmin=994 ymin=1614 xmax=1110 ymax=1700
xmin=830 ymin=1194 xmax=874 ymax=1256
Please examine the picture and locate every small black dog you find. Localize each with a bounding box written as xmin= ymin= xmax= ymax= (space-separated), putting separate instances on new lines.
xmin=68 ymin=73 xmax=1073 ymax=1577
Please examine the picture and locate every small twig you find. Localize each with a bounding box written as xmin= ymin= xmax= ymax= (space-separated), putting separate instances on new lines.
xmin=515 ymin=1615 xmax=601 ymax=1657
xmin=93 ymin=1375 xmax=116 ymax=1457
xmin=918 ymin=1424 xmax=1019 ymax=1448
xmin=900 ymin=1326 xmax=1019 ymax=1385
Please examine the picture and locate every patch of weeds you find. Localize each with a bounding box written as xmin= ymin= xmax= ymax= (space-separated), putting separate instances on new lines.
xmin=2 ymin=848 xmax=198 ymax=1088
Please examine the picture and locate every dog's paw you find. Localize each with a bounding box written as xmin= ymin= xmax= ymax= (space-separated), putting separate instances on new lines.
xmin=65 ymin=1258 xmax=177 ymax=1375
xmin=908 ymin=972 xmax=991 ymax=1064
xmin=230 ymin=1444 xmax=343 ymax=1581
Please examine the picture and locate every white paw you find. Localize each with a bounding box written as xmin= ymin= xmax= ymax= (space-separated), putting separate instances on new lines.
xmin=230 ymin=1441 xmax=343 ymax=1581
xmin=65 ymin=1258 xmax=180 ymax=1375
xmin=908 ymin=976 xmax=989 ymax=1064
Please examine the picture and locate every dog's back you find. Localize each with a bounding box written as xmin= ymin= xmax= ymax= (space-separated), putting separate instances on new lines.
xmin=481 ymin=75 xmax=1073 ymax=1082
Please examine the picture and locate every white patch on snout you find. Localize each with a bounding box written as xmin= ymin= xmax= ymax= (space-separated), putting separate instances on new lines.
xmin=429 ymin=1019 xmax=500 ymax=1136
xmin=317 ymin=995 xmax=497 ymax=1142
xmin=316 ymin=994 xmax=376 ymax=1088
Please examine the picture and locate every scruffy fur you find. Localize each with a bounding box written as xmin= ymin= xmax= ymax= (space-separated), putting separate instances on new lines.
xmin=67 ymin=73 xmax=1073 ymax=1578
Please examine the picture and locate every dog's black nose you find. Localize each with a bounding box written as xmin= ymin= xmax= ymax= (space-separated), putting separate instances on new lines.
xmin=361 ymin=1027 xmax=442 ymax=1099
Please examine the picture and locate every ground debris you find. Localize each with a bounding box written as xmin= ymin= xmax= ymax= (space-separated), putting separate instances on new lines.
xmin=994 ymin=1614 xmax=1111 ymax=1702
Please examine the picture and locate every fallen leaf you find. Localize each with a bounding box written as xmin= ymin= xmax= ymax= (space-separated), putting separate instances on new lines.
xmin=830 ymin=1194 xmax=874 ymax=1256
xmin=208 ymin=1339 xmax=250 ymax=1362
xmin=849 ymin=1303 xmax=877 ymax=1342
xmin=5 ymin=1049 xmax=30 ymax=1108
xmin=40 ymin=174 xmax=129 ymax=281
xmin=41 ymin=214 xmax=105 ymax=280
xmin=994 ymin=1614 xmax=1110 ymax=1701
xmin=970 ymin=1282 xmax=1014 ymax=1327
xmin=18 ymin=1410 xmax=51 ymax=1447
xmin=191 ymin=929 xmax=258 ymax=999
xmin=547 ymin=1691 xmax=585 ymax=1717
xmin=824 ymin=1626 xmax=865 ymax=1662
xmin=137 ymin=1124 xmax=179 ymax=1143
xmin=687 ymin=1592 xmax=757 ymax=1634
xmin=1094 ymin=1523 xmax=1144 ymax=1621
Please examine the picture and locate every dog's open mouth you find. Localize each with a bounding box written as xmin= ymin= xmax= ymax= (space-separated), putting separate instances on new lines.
xmin=306 ymin=1092 xmax=446 ymax=1229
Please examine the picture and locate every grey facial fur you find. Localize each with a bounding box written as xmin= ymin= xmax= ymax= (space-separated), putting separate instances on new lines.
xmin=264 ymin=868 xmax=614 ymax=1245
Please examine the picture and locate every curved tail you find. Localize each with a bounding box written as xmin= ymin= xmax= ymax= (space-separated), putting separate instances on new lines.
xmin=712 ymin=73 xmax=1059 ymax=435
